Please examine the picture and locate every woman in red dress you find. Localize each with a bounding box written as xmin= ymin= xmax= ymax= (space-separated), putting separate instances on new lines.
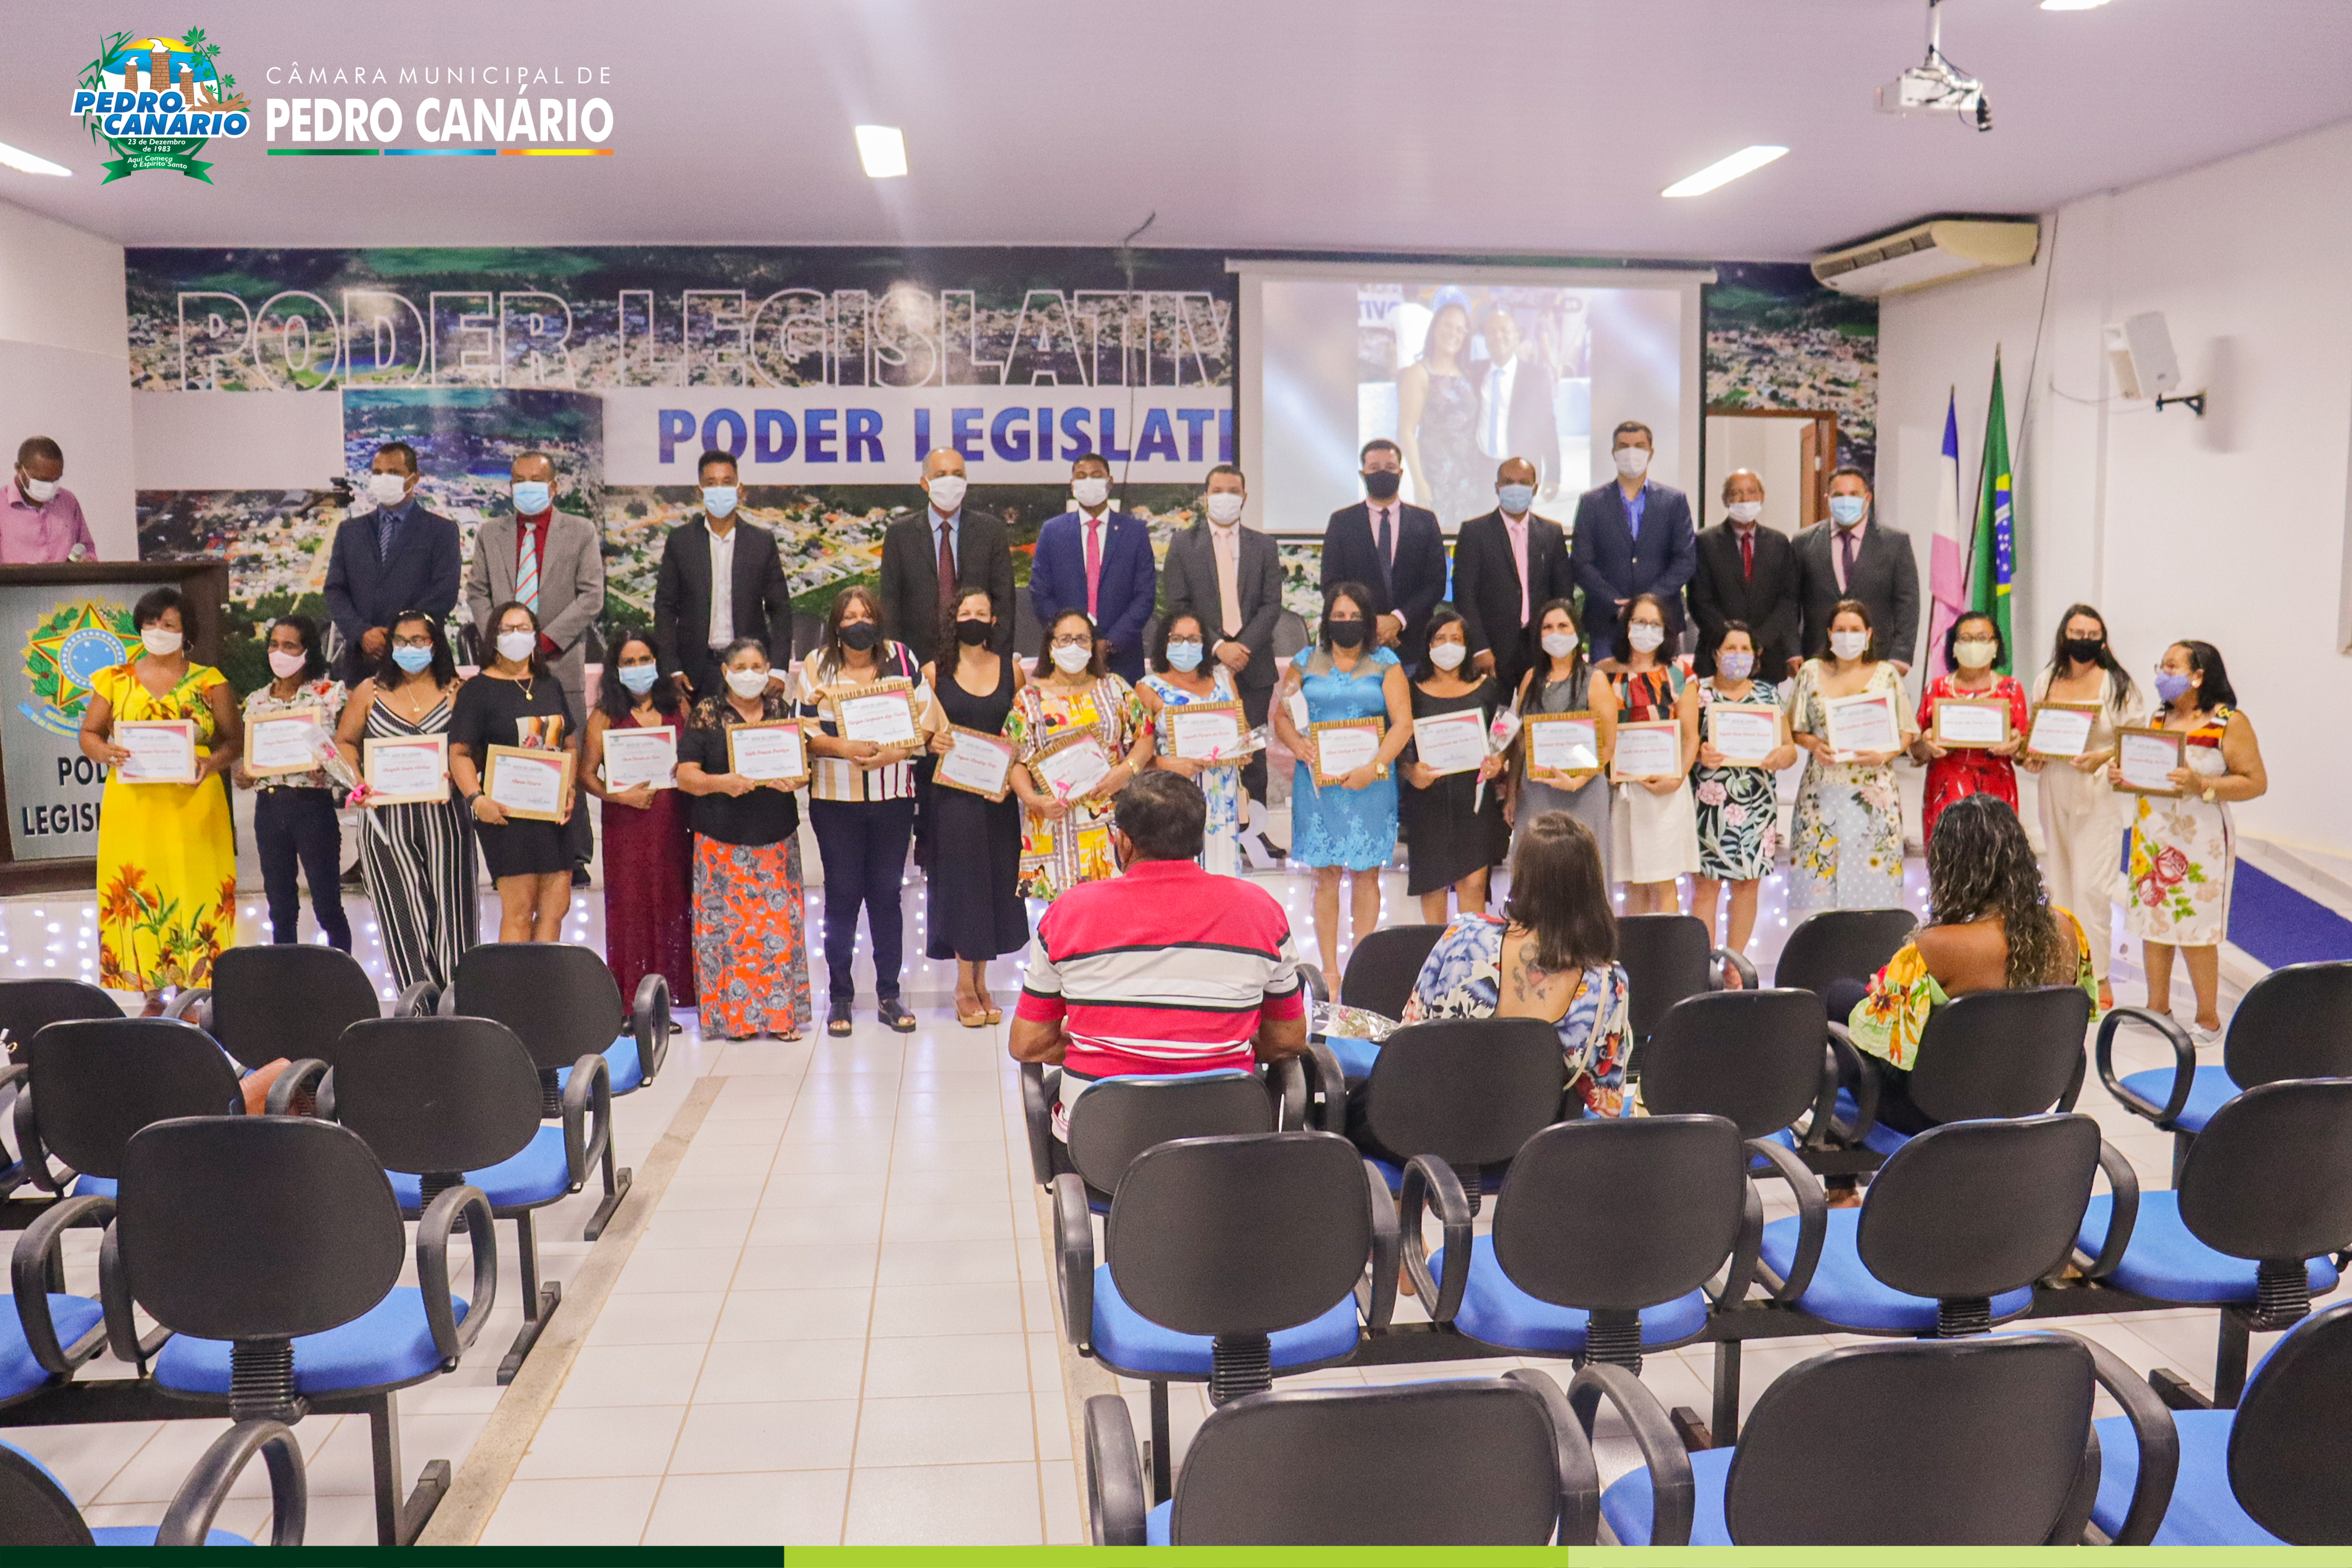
xmin=583 ymin=632 xmax=695 ymax=1009
xmin=1910 ymin=611 xmax=2030 ymax=848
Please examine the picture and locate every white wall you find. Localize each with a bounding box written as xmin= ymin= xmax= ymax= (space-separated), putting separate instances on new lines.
xmin=1880 ymin=118 xmax=2352 ymax=856
xmin=0 ymin=199 xmax=134 ymax=559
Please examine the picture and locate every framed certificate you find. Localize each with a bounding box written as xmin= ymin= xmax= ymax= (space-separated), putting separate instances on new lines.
xmin=1031 ymin=728 xmax=1115 ymax=803
xmin=1608 ymin=718 xmax=1684 ymax=783
xmin=1310 ymin=718 xmax=1386 ymax=785
xmin=1523 ymin=712 xmax=1599 ymax=776
xmin=836 ymin=679 xmax=919 ymax=747
xmin=602 ymin=725 xmax=677 ymax=790
xmin=1707 ymin=703 xmax=1782 ymax=767
xmin=245 ymin=705 xmax=326 ymax=778
xmin=363 ymin=734 xmax=448 ymax=804
xmin=1823 ymin=692 xmax=1902 ymax=760
xmin=2026 ymin=702 xmax=2100 ymax=762
xmin=115 ymin=720 xmax=199 ymax=784
xmin=484 ymin=745 xmax=574 ymax=823
xmin=936 ymin=726 xmax=1016 ymax=801
xmin=1933 ymin=696 xmax=2011 ymax=750
xmin=2116 ymin=726 xmax=2187 ymax=796
xmin=1168 ymin=701 xmax=1246 ymax=767
xmin=727 ymin=721 xmax=809 ymax=786
xmin=1412 ymin=709 xmax=1488 ymax=777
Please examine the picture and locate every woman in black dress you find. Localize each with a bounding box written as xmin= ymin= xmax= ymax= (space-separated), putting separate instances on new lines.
xmin=1400 ymin=605 xmax=1508 ymax=923
xmin=922 ymin=590 xmax=1029 ymax=1027
xmin=449 ymin=600 xmax=588 ymax=943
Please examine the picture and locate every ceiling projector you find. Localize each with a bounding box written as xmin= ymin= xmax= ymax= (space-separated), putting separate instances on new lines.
xmin=1878 ymin=0 xmax=1992 ymax=131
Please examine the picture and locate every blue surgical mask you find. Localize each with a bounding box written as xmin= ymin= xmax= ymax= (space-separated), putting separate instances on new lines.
xmin=2155 ymin=671 xmax=2192 ymax=704
xmin=617 ymin=663 xmax=659 ymax=694
xmin=1716 ymin=650 xmax=1755 ymax=681
xmin=1828 ymin=494 xmax=1868 ymax=527
xmin=511 ymin=480 xmax=552 ymax=514
xmin=1165 ymin=640 xmax=1204 ymax=672
xmin=1497 ymin=483 xmax=1534 ymax=515
xmin=702 ymin=486 xmax=738 ymax=518
xmin=392 ymin=645 xmax=433 ymax=673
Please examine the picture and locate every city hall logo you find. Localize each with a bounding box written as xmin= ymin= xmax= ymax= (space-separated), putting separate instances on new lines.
xmin=72 ymin=28 xmax=251 ymax=182
xmin=21 ymin=603 xmax=135 ymax=738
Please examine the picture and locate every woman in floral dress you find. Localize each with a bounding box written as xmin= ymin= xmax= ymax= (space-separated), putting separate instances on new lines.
xmin=1910 ymin=611 xmax=2030 ymax=847
xmin=1007 ymin=609 xmax=1152 ymax=901
xmin=1691 ymin=622 xmax=1797 ymax=959
xmin=1137 ymin=609 xmax=1245 ymax=876
xmin=1788 ymin=599 xmax=1915 ymax=916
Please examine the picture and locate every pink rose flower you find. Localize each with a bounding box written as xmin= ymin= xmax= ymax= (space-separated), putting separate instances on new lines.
xmin=2155 ymin=845 xmax=2191 ymax=883
xmin=1723 ymin=803 xmax=1748 ymax=827
xmin=1696 ymin=780 xmax=1727 ymax=806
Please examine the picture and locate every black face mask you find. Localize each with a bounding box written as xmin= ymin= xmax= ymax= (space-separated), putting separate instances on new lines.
xmin=954 ymin=618 xmax=993 ymax=647
xmin=2061 ymin=637 xmax=2105 ymax=666
xmin=1362 ymin=470 xmax=1402 ymax=501
xmin=839 ymin=621 xmax=881 ymax=652
xmin=1327 ymin=619 xmax=1367 ymax=650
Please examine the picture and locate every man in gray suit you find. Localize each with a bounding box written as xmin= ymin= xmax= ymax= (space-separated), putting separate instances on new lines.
xmin=465 ymin=448 xmax=607 ymax=717
xmin=1793 ymin=465 xmax=1922 ymax=672
xmin=1161 ymin=463 xmax=1284 ymax=812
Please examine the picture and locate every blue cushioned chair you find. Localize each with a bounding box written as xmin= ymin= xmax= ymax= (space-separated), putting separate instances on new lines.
xmin=2 ymin=1193 xmax=111 ymax=1409
xmin=1639 ymin=988 xmax=1843 ymax=1173
xmin=1019 ymin=1066 xmax=1283 ymax=1214
xmin=1082 ymin=1372 xmax=1595 ymax=1545
xmin=0 ymin=980 xmax=122 ymax=1205
xmin=1336 ymin=923 xmax=1447 ymax=1023
xmin=1592 ymin=1331 xmax=2178 ymax=1545
xmin=0 ymin=1418 xmax=305 ymax=1546
xmin=1617 ymin=914 xmax=1755 ymax=1051
xmin=1769 ymin=907 xmax=1917 ymax=996
xmin=1347 ymin=1016 xmax=1565 ymax=1203
xmin=2095 ymin=961 xmax=2352 ymax=1178
xmin=1056 ymin=1130 xmax=1398 ymax=1503
xmin=11 ymin=1018 xmax=245 ymax=1207
xmin=167 ymin=943 xmax=425 ymax=1079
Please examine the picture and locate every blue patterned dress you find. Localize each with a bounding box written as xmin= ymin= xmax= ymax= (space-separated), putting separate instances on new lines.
xmin=1289 ymin=646 xmax=1401 ymax=871
xmin=1141 ymin=666 xmax=1244 ymax=876
xmin=1400 ymin=914 xmax=1632 ymax=1116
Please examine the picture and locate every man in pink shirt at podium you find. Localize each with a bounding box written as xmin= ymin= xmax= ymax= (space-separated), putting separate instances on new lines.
xmin=4 ymin=438 xmax=98 ymax=564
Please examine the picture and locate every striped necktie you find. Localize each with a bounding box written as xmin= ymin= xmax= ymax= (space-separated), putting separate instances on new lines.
xmin=516 ymin=522 xmax=541 ymax=613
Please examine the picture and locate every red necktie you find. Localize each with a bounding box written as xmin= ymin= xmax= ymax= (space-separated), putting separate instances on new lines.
xmin=1084 ymin=517 xmax=1103 ymax=619
xmin=1740 ymin=528 xmax=1754 ymax=581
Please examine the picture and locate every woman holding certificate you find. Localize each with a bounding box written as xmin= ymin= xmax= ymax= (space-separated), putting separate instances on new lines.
xmin=921 ymin=590 xmax=1029 ymax=1028
xmin=1691 ymin=621 xmax=1798 ymax=958
xmin=584 ymin=632 xmax=695 ymax=1012
xmin=1908 ymin=612 xmax=2029 ymax=846
xmin=2110 ymin=640 xmax=2267 ymax=1045
xmin=1508 ymin=599 xmax=1611 ymax=883
xmin=1271 ymin=583 xmax=1413 ymax=982
xmin=334 ymin=609 xmax=476 ymax=993
xmin=80 ymin=586 xmax=242 ymax=1009
xmin=679 ymin=637 xmax=812 ymax=1042
xmin=1398 ymin=607 xmax=1506 ymax=924
xmin=1596 ymin=594 xmax=1700 ymax=915
xmin=1788 ymin=599 xmax=1915 ymax=916
xmin=450 ymin=601 xmax=588 ymax=945
xmin=235 ymin=614 xmax=352 ymax=952
xmin=2021 ymin=605 xmax=2143 ymax=1011
xmin=1006 ymin=608 xmax=1151 ymax=904
xmin=1138 ymin=609 xmax=1246 ymax=876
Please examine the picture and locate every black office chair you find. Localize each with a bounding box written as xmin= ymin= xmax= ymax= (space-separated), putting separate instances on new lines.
xmin=171 ymin=944 xmax=421 ymax=1073
xmin=2 ymin=1193 xmax=111 ymax=1411
xmin=13 ymin=1019 xmax=244 ymax=1201
xmin=1819 ymin=986 xmax=2092 ymax=1166
xmin=0 ymin=979 xmax=121 ymax=1204
xmin=1337 ymin=925 xmax=1448 ymax=1021
xmin=1345 ymin=1016 xmax=1565 ymax=1207
xmin=1084 ymin=1372 xmax=1595 ymax=1545
xmin=1638 ymin=989 xmax=1837 ymax=1150
xmin=1770 ymin=908 xmax=1917 ymax=995
xmin=0 ymin=1419 xmax=306 ymax=1546
xmin=1021 ymin=1066 xmax=1283 ymax=1212
xmin=1616 ymin=914 xmax=1754 ymax=1053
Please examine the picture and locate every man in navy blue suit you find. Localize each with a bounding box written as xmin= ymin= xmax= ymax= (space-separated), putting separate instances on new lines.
xmin=1568 ymin=420 xmax=1697 ymax=661
xmin=1319 ymin=438 xmax=1447 ymax=675
xmin=323 ymin=440 xmax=463 ymax=682
xmin=1028 ymin=452 xmax=1156 ymax=683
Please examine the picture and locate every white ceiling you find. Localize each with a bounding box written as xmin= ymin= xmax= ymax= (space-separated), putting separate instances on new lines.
xmin=5 ymin=0 xmax=2349 ymax=261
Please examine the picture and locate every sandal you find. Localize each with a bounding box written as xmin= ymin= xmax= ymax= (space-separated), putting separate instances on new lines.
xmin=879 ymin=998 xmax=917 ymax=1034
xmin=954 ymin=995 xmax=989 ymax=1028
xmin=827 ymin=1006 xmax=853 ymax=1037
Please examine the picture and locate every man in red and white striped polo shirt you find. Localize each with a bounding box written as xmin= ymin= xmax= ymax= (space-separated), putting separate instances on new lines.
xmin=1010 ymin=771 xmax=1307 ymax=1146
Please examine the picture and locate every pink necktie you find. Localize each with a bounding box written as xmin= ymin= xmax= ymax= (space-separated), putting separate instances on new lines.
xmin=1084 ymin=517 xmax=1103 ymax=620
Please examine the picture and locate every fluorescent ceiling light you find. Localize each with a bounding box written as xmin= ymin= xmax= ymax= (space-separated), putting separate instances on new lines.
xmin=2040 ymin=0 xmax=2112 ymax=9
xmin=855 ymin=125 xmax=907 ymax=179
xmin=1661 ymin=144 xmax=1787 ymax=198
xmin=0 ymin=141 xmax=72 ymax=177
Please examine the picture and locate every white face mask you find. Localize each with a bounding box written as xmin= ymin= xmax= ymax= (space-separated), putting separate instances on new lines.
xmin=1627 ymin=623 xmax=1666 ymax=655
xmin=1541 ymin=631 xmax=1577 ymax=659
xmin=141 ymin=627 xmax=183 ymax=657
xmin=1830 ymin=630 xmax=1869 ymax=662
xmin=1953 ymin=638 xmax=1999 ymax=670
xmin=1203 ymin=492 xmax=1246 ymax=526
xmin=1613 ymin=446 xmax=1651 ymax=481
xmin=1427 ymin=641 xmax=1466 ymax=671
xmin=1050 ymin=643 xmax=1093 ymax=675
xmin=496 ymin=629 xmax=537 ymax=663
xmin=724 ymin=667 xmax=770 ymax=698
xmin=267 ymin=648 xmax=306 ymax=679
xmin=367 ymin=471 xmax=410 ymax=507
xmin=19 ymin=472 xmax=58 ymax=504
xmin=1725 ymin=500 xmax=1764 ymax=525
xmin=1071 ymin=476 xmax=1111 ymax=509
xmin=925 ymin=475 xmax=968 ymax=513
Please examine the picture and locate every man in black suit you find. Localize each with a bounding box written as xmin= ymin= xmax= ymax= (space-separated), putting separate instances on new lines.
xmin=1453 ymin=456 xmax=1571 ymax=698
xmin=1319 ymin=438 xmax=1446 ymax=674
xmin=1569 ymin=420 xmax=1697 ymax=662
xmin=1474 ymin=307 xmax=1561 ymax=494
xmin=652 ymin=449 xmax=795 ymax=699
xmin=323 ymin=440 xmax=462 ymax=683
xmin=1688 ymin=468 xmax=1803 ymax=679
xmin=1162 ymin=462 xmax=1285 ymax=810
xmin=1794 ymin=466 xmax=1922 ymax=672
xmin=878 ymin=447 xmax=1014 ymax=668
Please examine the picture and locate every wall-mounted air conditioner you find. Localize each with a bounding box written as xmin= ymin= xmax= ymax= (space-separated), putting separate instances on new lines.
xmin=1811 ymin=218 xmax=2041 ymax=298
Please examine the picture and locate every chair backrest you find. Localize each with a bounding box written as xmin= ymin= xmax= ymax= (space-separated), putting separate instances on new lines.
xmin=1492 ymin=1115 xmax=1746 ymax=1311
xmin=117 ymin=1116 xmax=404 ymax=1343
xmin=1856 ymin=1114 xmax=2100 ymax=1303
xmin=1339 ymin=925 xmax=1447 ymax=1019
xmin=1065 ymin=1072 xmax=1274 ymax=1196
xmin=1106 ymin=1131 xmax=1370 ymax=1337
xmin=0 ymin=979 xmax=120 ymax=1061
xmin=2224 ymin=961 xmax=2352 ymax=1090
xmin=1170 ymin=1379 xmax=1564 ymax=1545
xmin=2229 ymin=1298 xmax=2352 ymax=1544
xmin=1639 ymin=989 xmax=1829 ymax=1137
xmin=1359 ymin=1018 xmax=1566 ymax=1169
xmin=2177 ymin=1079 xmax=2352 ymax=1264
xmin=1614 ymin=914 xmax=1711 ymax=1040
xmin=208 ymin=945 xmax=382 ymax=1071
xmin=0 ymin=1441 xmax=93 ymax=1545
xmin=1725 ymin=1334 xmax=2096 ymax=1544
xmin=330 ymin=1018 xmax=546 ymax=1177
xmin=451 ymin=943 xmax=624 ymax=1072
xmin=26 ymin=1019 xmax=243 ymax=1179
xmin=1905 ymin=987 xmax=2092 ymax=1125
xmin=1770 ymin=908 xmax=1918 ymax=995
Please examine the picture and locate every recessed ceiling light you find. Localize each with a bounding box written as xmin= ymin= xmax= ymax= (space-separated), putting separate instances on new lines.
xmin=2040 ymin=0 xmax=2112 ymax=9
xmin=1661 ymin=144 xmax=1787 ymax=199
xmin=0 ymin=141 xmax=72 ymax=177
xmin=855 ymin=125 xmax=907 ymax=180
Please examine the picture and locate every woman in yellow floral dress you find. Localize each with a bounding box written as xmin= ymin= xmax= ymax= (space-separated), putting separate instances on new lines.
xmin=79 ymin=587 xmax=242 ymax=1010
xmin=1005 ymin=610 xmax=1152 ymax=901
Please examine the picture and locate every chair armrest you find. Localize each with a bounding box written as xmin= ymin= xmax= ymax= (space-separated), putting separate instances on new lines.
xmin=156 ymin=1418 xmax=308 ymax=1548
xmin=2081 ymin=1140 xmax=2141 ymax=1281
xmin=163 ymin=986 xmax=213 ymax=1033
xmin=1082 ymin=1393 xmax=1147 ymax=1545
xmin=559 ymin=1052 xmax=612 ymax=1190
xmin=2095 ymin=1006 xmax=2196 ymax=1126
xmin=417 ymin=1182 xmax=496 ymax=1365
xmin=1569 ymin=1362 xmax=1694 ymax=1547
xmin=11 ymin=1194 xmax=114 ymax=1375
xmin=1823 ymin=1021 xmax=1881 ymax=1147
xmin=1360 ymin=1157 xmax=1400 ymax=1334
xmin=14 ymin=1085 xmax=61 ymax=1196
xmin=1708 ymin=946 xmax=1758 ymax=991
xmin=1744 ymin=1136 xmax=1826 ymax=1302
xmin=393 ymin=980 xmax=439 ymax=1018
xmin=1271 ymin=1055 xmax=1307 ymax=1132
xmin=1506 ymin=1369 xmax=1601 ymax=1547
xmin=1297 ymin=961 xmax=1329 ymax=1006
xmin=1398 ymin=1154 xmax=1470 ymax=1322
xmin=1053 ymin=1173 xmax=1096 ymax=1351
xmin=1802 ymin=1043 xmax=1842 ymax=1151
xmin=100 ymin=1215 xmax=171 ymax=1366
xmin=1301 ymin=1036 xmax=1348 ymax=1133
xmin=632 ymin=971 xmax=672 ymax=1080
xmin=1020 ymin=1063 xmax=1055 ymax=1189
xmin=1715 ymin=1178 xmax=1764 ymax=1308
xmin=264 ymin=1058 xmax=331 ymax=1116
xmin=2080 ymin=1335 xmax=2178 ymax=1545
